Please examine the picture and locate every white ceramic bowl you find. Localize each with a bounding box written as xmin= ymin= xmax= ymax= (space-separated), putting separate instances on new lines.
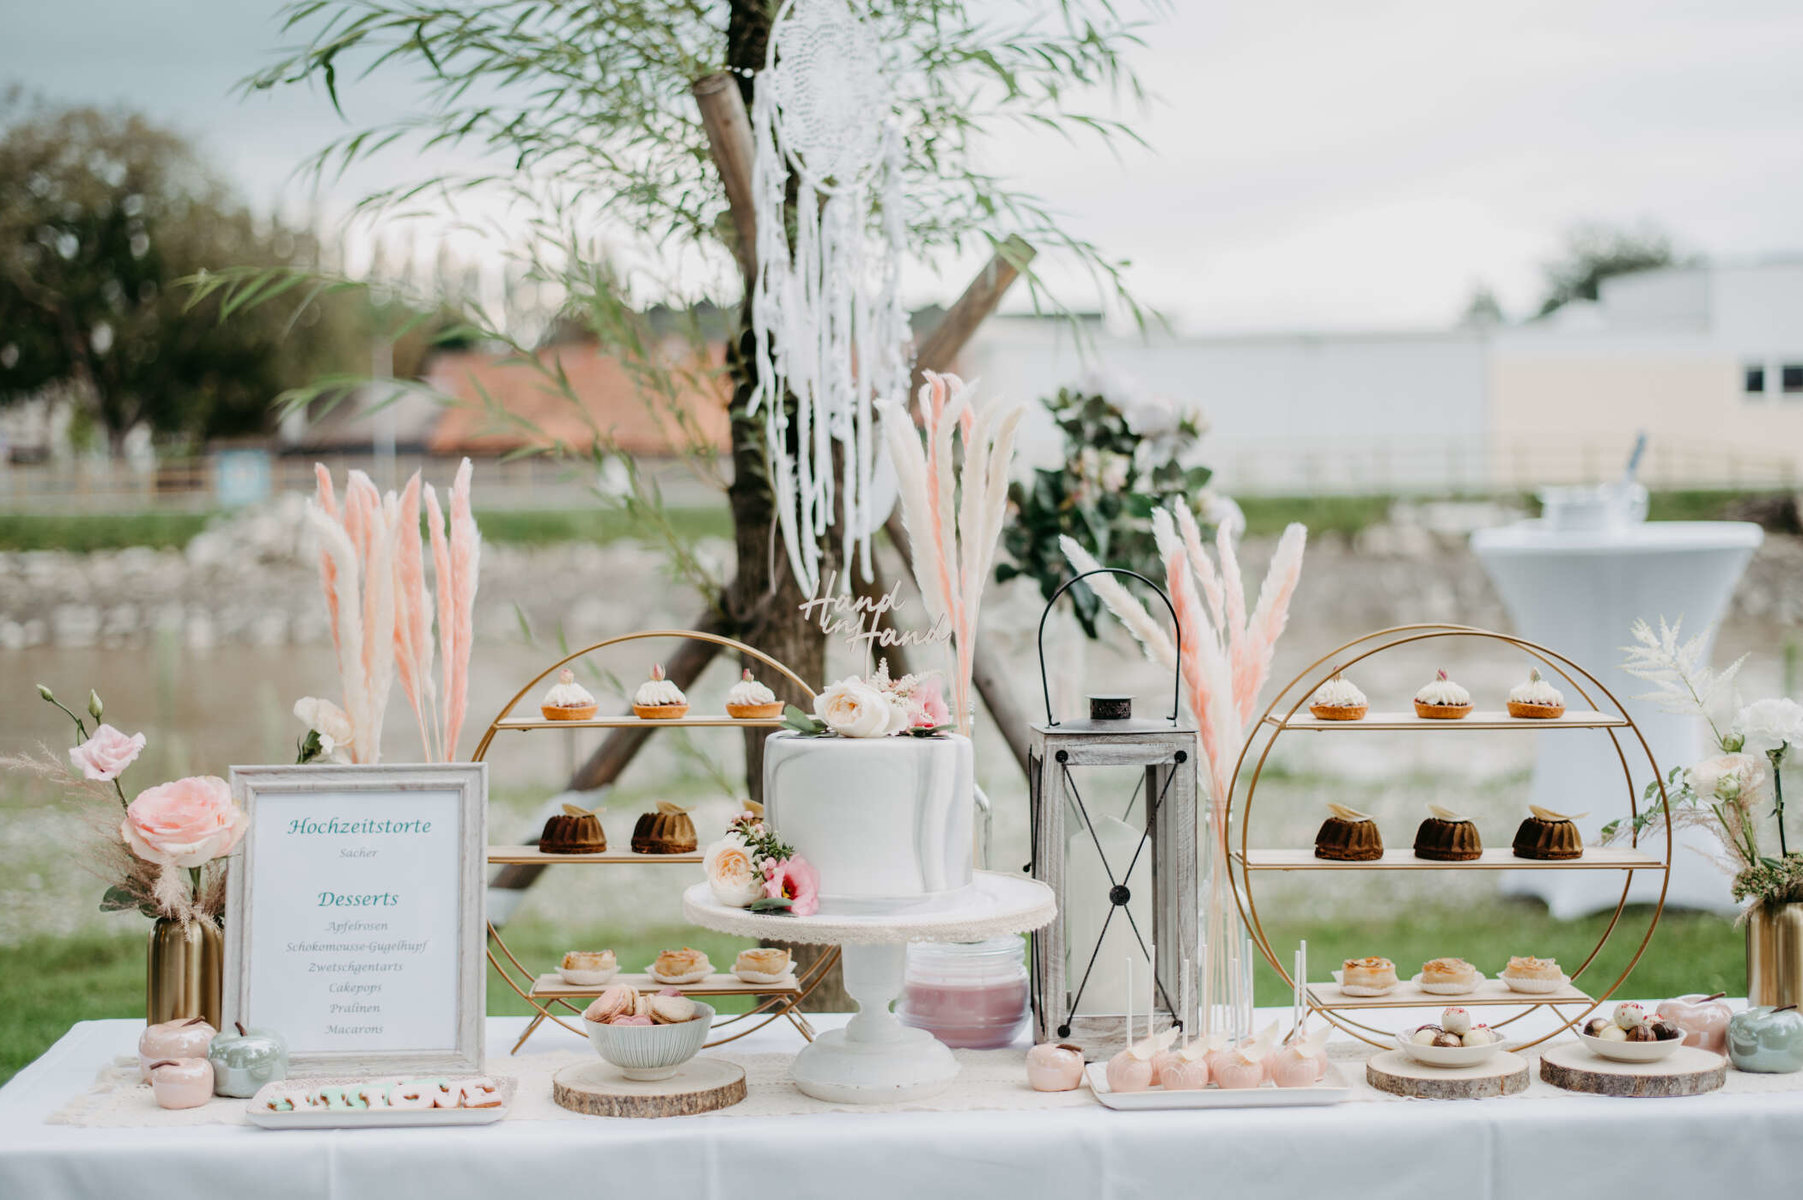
xmin=583 ymin=1001 xmax=715 ymax=1080
xmin=1394 ymin=1032 xmax=1504 ymax=1068
xmin=1577 ymin=1029 xmax=1685 ymax=1063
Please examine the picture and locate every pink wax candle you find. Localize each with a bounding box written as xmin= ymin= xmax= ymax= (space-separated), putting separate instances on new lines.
xmin=898 ymin=938 xmax=1030 ymax=1050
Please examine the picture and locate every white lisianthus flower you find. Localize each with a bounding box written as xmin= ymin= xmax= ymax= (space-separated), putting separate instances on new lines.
xmin=704 ymin=834 xmax=766 ymax=907
xmin=1735 ymin=698 xmax=1803 ymax=761
xmin=814 ymin=677 xmax=903 ymax=738
xmin=1687 ymin=753 xmax=1766 ymax=802
xmin=293 ymin=696 xmax=354 ymax=763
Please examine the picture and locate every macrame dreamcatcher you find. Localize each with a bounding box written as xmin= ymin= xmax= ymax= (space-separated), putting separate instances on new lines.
xmin=751 ymin=0 xmax=909 ymax=595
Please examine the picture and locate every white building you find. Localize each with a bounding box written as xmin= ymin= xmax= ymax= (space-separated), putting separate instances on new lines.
xmin=963 ymin=257 xmax=1803 ymax=494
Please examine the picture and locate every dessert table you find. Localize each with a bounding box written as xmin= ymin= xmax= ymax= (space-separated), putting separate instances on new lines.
xmin=5 ymin=1004 xmax=1801 ymax=1200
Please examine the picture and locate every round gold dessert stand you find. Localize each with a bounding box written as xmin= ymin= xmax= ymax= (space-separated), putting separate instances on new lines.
xmin=474 ymin=629 xmax=840 ymax=1053
xmin=1226 ymin=624 xmax=1672 ymax=1051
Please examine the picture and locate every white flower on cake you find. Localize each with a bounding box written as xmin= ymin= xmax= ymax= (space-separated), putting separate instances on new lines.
xmin=1736 ymin=698 xmax=1803 ymax=759
xmin=813 ymin=676 xmax=907 ymax=738
xmin=703 ymin=834 xmax=767 ymax=908
xmin=633 ymin=664 xmax=686 ymax=708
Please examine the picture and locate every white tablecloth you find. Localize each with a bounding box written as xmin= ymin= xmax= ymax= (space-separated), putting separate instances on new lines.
xmin=4 ymin=1008 xmax=1800 ymax=1200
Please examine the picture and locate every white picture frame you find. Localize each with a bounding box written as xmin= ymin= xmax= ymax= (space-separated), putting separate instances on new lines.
xmin=224 ymin=763 xmax=488 ymax=1076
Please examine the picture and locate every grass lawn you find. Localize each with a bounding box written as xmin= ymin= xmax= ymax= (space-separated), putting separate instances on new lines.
xmin=0 ymin=904 xmax=1744 ymax=1086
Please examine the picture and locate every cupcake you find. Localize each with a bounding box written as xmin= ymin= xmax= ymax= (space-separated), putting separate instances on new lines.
xmin=1308 ymin=672 xmax=1368 ymax=721
xmin=541 ymin=668 xmax=598 ymax=721
xmin=1506 ymin=667 xmax=1565 ymax=719
xmin=1340 ymin=956 xmax=1399 ymax=997
xmin=632 ymin=663 xmax=689 ymax=720
xmin=1418 ymin=957 xmax=1481 ymax=994
xmin=648 ymin=947 xmax=713 ymax=986
xmin=1414 ymin=669 xmax=1472 ymax=719
xmin=559 ymin=950 xmax=618 ymax=987
xmin=631 ymin=800 xmax=697 ymax=854
xmin=1512 ymin=805 xmax=1583 ymax=860
xmin=1500 ymin=955 xmax=1564 ymax=994
xmin=725 ymin=668 xmax=782 ymax=720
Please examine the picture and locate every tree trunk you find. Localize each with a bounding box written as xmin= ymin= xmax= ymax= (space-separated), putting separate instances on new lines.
xmin=724 ymin=0 xmax=846 ymax=1009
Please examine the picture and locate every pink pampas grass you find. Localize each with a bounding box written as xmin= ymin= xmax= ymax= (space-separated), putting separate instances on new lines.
xmin=884 ymin=372 xmax=1024 ymax=737
xmin=307 ymin=461 xmax=480 ymax=763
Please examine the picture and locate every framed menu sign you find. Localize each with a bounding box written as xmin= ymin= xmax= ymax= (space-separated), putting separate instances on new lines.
xmin=224 ymin=763 xmax=487 ymax=1075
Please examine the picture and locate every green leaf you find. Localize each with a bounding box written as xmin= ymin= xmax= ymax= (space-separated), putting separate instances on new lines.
xmin=747 ymin=897 xmax=794 ymax=914
xmin=99 ymin=885 xmax=141 ymax=913
xmin=781 ymin=705 xmax=827 ymax=735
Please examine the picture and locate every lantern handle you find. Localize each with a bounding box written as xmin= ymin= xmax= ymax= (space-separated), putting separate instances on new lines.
xmin=1036 ymin=568 xmax=1182 ymax=727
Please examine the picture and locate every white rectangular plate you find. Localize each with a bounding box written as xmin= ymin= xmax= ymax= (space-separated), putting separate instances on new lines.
xmin=1085 ymin=1062 xmax=1350 ymax=1109
xmin=245 ymin=1075 xmax=514 ymax=1129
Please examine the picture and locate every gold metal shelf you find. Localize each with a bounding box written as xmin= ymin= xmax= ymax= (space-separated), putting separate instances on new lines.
xmin=496 ymin=714 xmax=786 ymax=731
xmin=528 ymin=971 xmax=801 ymax=1000
xmin=1236 ymin=847 xmax=1661 ymax=872
xmin=487 ymin=845 xmax=703 ymax=865
xmin=1267 ymin=709 xmax=1627 ymax=731
xmin=1309 ymin=977 xmax=1593 ymax=1010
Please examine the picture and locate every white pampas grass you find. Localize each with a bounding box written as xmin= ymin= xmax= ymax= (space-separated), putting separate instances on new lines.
xmin=1057 ymin=535 xmax=1176 ymax=669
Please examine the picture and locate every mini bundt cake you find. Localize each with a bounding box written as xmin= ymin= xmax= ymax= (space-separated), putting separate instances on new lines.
xmin=538 ymin=802 xmax=606 ymax=854
xmin=1512 ymin=805 xmax=1583 ymax=860
xmin=1314 ymin=803 xmax=1384 ymax=861
xmin=631 ymin=800 xmax=697 ymax=854
xmin=1413 ymin=804 xmax=1482 ymax=861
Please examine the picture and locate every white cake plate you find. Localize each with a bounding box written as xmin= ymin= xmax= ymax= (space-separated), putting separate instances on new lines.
xmin=683 ymin=872 xmax=1056 ymax=1104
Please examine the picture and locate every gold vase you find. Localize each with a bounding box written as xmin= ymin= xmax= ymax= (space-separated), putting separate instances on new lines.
xmin=1746 ymin=902 xmax=1803 ymax=1008
xmin=147 ymin=916 xmax=223 ymax=1029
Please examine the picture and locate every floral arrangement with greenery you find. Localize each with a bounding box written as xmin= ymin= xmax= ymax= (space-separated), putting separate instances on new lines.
xmin=4 ymin=685 xmax=247 ymax=924
xmin=997 ymin=376 xmax=1220 ymax=638
xmin=1605 ymin=618 xmax=1803 ymax=911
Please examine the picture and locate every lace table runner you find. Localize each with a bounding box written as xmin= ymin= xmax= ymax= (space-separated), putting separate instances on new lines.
xmin=48 ymin=1042 xmax=1803 ymax=1128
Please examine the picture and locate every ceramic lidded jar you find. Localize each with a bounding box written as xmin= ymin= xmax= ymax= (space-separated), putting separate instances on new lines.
xmin=148 ymin=1058 xmax=215 ymax=1110
xmin=139 ymin=1017 xmax=216 ymax=1082
xmin=1656 ymin=994 xmax=1731 ymax=1054
xmin=208 ymin=1023 xmax=290 ymax=1097
xmin=1728 ymin=1005 xmax=1803 ymax=1073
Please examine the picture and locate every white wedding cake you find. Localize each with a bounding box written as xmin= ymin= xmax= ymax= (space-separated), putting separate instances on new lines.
xmin=763 ymin=731 xmax=974 ymax=913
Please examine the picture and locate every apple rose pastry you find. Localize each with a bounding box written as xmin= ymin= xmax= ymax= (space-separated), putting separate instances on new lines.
xmin=733 ymin=947 xmax=793 ymax=984
xmin=1340 ymin=956 xmax=1399 ymax=997
xmin=649 ymin=947 xmax=713 ymax=985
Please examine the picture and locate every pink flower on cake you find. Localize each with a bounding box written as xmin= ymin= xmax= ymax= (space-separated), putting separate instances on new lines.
xmin=704 ymin=835 xmax=766 ymax=908
xmin=69 ymin=724 xmax=146 ymax=781
xmin=907 ymin=678 xmax=951 ymax=730
xmin=814 ymin=677 xmax=905 ymax=738
xmin=764 ymin=856 xmax=820 ymax=917
xmin=122 ymin=776 xmax=248 ymax=869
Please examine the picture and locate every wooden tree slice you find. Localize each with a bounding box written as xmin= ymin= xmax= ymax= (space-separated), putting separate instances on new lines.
xmin=1539 ymin=1043 xmax=1727 ymax=1097
xmin=1367 ymin=1049 xmax=1530 ymax=1099
xmin=553 ymin=1057 xmax=746 ymax=1118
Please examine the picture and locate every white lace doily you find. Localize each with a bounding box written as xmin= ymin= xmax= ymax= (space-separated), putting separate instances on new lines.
xmin=681 ymin=872 xmax=1057 ymax=945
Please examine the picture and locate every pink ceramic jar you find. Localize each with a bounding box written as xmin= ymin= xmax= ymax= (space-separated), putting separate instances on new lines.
xmin=148 ymin=1058 xmax=214 ymax=1110
xmin=897 ymin=938 xmax=1030 ymax=1050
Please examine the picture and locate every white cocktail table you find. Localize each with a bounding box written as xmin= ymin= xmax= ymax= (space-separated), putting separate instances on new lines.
xmin=683 ymin=871 xmax=1055 ymax=1103
xmin=1472 ymin=519 xmax=1763 ymax=915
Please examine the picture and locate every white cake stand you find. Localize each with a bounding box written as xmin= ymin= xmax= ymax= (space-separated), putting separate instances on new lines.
xmin=683 ymin=871 xmax=1056 ymax=1103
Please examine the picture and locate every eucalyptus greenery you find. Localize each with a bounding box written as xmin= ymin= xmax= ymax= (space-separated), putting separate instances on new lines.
xmin=191 ymin=0 xmax=1163 ymax=604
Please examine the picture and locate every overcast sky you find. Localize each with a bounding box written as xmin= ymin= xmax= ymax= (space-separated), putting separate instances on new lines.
xmin=5 ymin=0 xmax=1801 ymax=333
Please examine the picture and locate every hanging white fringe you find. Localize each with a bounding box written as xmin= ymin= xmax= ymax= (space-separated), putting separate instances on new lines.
xmin=750 ymin=0 xmax=910 ymax=595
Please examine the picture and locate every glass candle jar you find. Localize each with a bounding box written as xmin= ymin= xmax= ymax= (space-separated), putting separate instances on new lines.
xmin=897 ymin=937 xmax=1030 ymax=1050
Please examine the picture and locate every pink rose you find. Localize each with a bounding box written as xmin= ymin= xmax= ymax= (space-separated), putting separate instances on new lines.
xmin=122 ymin=776 xmax=248 ymax=869
xmin=908 ymin=679 xmax=951 ymax=730
xmin=764 ymin=855 xmax=821 ymax=918
xmin=70 ymin=724 xmax=147 ymax=781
